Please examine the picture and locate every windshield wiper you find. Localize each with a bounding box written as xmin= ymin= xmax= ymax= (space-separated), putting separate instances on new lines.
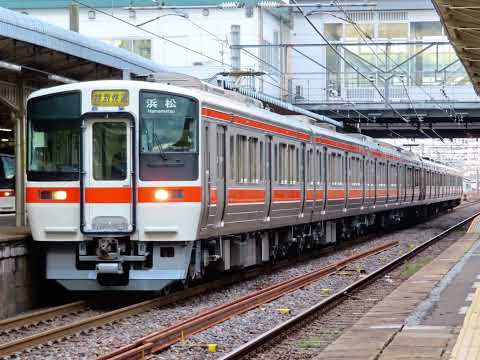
xmin=152 ymin=133 xmax=168 ymax=160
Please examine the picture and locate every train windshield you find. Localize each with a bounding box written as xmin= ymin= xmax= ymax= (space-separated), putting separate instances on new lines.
xmin=140 ymin=92 xmax=198 ymax=153
xmin=27 ymin=93 xmax=81 ymax=181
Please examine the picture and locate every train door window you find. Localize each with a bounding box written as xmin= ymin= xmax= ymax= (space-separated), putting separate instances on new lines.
xmin=389 ymin=163 xmax=397 ymax=188
xmin=317 ymin=150 xmax=322 ymax=185
xmin=279 ymin=143 xmax=287 ymax=184
xmin=306 ymin=149 xmax=312 ymax=185
xmin=216 ymin=130 xmax=225 ymax=181
xmin=265 ymin=140 xmax=271 ymax=181
xmin=328 ymin=152 xmax=335 ymax=185
xmin=259 ymin=141 xmax=264 ymax=181
xmin=236 ymin=135 xmax=247 ymax=183
xmin=229 ymin=135 xmax=235 ymax=181
xmin=249 ymin=137 xmax=258 ymax=183
xmin=274 ymin=144 xmax=278 ymax=182
xmin=92 ymin=122 xmax=127 ymax=181
xmin=310 ymin=149 xmax=315 ymax=185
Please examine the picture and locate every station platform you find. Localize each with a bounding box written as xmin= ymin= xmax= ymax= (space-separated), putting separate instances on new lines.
xmin=314 ymin=218 xmax=480 ymax=360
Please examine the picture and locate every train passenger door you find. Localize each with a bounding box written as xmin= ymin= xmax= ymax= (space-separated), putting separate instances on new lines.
xmin=215 ymin=126 xmax=227 ymax=226
xmin=81 ymin=117 xmax=135 ymax=234
xmin=201 ymin=124 xmax=216 ymax=230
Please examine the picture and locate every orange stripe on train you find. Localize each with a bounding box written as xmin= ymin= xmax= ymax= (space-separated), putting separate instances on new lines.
xmin=26 ymin=187 xmax=203 ymax=203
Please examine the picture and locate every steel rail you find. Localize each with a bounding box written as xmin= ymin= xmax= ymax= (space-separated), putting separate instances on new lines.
xmin=218 ymin=211 xmax=480 ymax=360
xmin=96 ymin=240 xmax=400 ymax=360
xmin=0 ymin=270 xmax=265 ymax=358
xmin=0 ymin=301 xmax=87 ymax=333
xmin=0 ymin=206 xmax=473 ymax=358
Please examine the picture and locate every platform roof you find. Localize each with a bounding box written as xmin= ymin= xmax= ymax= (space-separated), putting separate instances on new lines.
xmin=0 ymin=6 xmax=163 ymax=77
xmin=433 ymin=0 xmax=480 ymax=96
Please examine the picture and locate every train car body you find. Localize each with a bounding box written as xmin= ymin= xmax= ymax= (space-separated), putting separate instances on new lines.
xmin=25 ymin=78 xmax=463 ymax=291
xmin=0 ymin=153 xmax=15 ymax=213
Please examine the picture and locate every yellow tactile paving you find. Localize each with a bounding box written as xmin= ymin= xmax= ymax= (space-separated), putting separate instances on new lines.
xmin=450 ymin=288 xmax=480 ymax=360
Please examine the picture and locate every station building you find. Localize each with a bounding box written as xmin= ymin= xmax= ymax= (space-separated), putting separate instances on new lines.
xmin=0 ymin=0 xmax=291 ymax=98
xmin=2 ymin=0 xmax=474 ymax=112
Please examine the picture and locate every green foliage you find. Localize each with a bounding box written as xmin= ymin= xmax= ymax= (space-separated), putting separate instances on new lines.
xmin=400 ymin=256 xmax=432 ymax=279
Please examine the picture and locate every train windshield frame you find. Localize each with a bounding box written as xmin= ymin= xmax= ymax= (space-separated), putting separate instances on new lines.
xmin=139 ymin=90 xmax=199 ymax=181
xmin=26 ymin=92 xmax=81 ymax=181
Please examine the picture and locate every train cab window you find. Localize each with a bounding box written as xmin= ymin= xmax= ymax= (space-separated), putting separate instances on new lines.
xmin=93 ymin=122 xmax=127 ymax=181
xmin=27 ymin=92 xmax=81 ymax=181
xmin=140 ymin=91 xmax=198 ymax=181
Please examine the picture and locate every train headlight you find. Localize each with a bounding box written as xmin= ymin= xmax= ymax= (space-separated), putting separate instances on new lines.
xmin=4 ymin=191 xmax=12 ymax=197
xmin=52 ymin=190 xmax=67 ymax=200
xmin=154 ymin=189 xmax=169 ymax=201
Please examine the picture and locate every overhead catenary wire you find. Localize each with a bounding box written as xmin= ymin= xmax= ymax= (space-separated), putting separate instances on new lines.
xmin=73 ymin=0 xmax=233 ymax=68
xmin=333 ymin=0 xmax=455 ymax=139
xmin=290 ymin=0 xmax=414 ymax=126
xmin=332 ymin=0 xmax=451 ymax=116
xmin=77 ymin=0 xmax=348 ymax=129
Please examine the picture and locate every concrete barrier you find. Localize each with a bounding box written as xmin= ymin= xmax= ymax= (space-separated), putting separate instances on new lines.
xmin=0 ymin=231 xmax=41 ymax=319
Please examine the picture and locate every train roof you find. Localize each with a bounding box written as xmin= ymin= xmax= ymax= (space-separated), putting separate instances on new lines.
xmin=28 ymin=80 xmax=461 ymax=176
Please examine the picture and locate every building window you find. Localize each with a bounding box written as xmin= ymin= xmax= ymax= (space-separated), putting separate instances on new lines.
xmin=105 ymin=39 xmax=152 ymax=59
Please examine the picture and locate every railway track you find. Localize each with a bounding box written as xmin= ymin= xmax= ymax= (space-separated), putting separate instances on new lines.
xmin=0 ymin=301 xmax=87 ymax=333
xmin=0 ymin=241 xmax=398 ymax=358
xmin=96 ymin=240 xmax=399 ymax=360
xmin=0 ymin=205 xmax=476 ymax=358
xmin=217 ymin=211 xmax=480 ymax=360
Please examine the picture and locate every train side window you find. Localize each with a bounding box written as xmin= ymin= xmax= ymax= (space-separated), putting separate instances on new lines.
xmin=236 ymin=135 xmax=247 ymax=183
xmin=249 ymin=137 xmax=258 ymax=183
xmin=230 ymin=135 xmax=235 ymax=181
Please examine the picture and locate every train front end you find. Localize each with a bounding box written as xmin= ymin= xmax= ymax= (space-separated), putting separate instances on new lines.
xmin=26 ymin=81 xmax=202 ymax=291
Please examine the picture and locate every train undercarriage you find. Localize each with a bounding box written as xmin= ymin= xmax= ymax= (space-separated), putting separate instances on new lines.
xmin=46 ymin=199 xmax=460 ymax=291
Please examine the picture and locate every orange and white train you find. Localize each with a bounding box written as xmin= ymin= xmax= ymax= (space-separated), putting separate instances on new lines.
xmin=25 ymin=75 xmax=462 ymax=291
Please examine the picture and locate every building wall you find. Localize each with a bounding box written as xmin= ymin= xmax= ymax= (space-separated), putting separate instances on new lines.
xmin=22 ymin=5 xmax=285 ymax=98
